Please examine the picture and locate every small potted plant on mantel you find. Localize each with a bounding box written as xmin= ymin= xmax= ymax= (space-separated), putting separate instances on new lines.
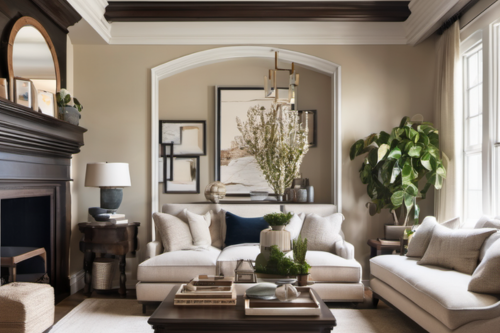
xmin=293 ymin=235 xmax=311 ymax=286
xmin=56 ymin=89 xmax=83 ymax=126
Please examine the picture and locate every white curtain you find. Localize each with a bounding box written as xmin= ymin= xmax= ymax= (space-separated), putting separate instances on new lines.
xmin=434 ymin=21 xmax=460 ymax=222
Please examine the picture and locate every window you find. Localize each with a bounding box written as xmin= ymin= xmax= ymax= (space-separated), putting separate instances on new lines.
xmin=463 ymin=44 xmax=483 ymax=226
xmin=460 ymin=4 xmax=500 ymax=226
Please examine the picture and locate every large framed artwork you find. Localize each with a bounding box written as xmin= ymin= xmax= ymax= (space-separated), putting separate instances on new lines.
xmin=159 ymin=120 xmax=206 ymax=156
xmin=216 ymin=87 xmax=277 ymax=196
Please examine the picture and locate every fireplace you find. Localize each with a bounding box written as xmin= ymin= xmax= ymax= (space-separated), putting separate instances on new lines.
xmin=0 ymin=99 xmax=85 ymax=301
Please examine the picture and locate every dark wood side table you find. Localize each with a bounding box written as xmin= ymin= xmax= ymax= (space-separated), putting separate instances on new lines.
xmin=367 ymin=239 xmax=401 ymax=258
xmin=78 ymin=222 xmax=140 ymax=297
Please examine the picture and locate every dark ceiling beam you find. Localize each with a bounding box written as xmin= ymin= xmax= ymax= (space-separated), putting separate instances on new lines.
xmin=104 ymin=1 xmax=411 ymax=23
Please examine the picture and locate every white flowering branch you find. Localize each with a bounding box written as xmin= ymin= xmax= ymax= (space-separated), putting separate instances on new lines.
xmin=236 ymin=103 xmax=309 ymax=195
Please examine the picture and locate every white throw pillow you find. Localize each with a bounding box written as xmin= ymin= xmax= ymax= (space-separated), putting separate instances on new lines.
xmin=479 ymin=231 xmax=500 ymax=262
xmin=475 ymin=215 xmax=500 ymax=229
xmin=152 ymin=212 xmax=194 ymax=252
xmin=285 ymin=212 xmax=305 ymax=241
xmin=185 ymin=209 xmax=212 ymax=248
xmin=469 ymin=238 xmax=500 ymax=294
xmin=299 ymin=213 xmax=344 ymax=252
xmin=406 ymin=216 xmax=458 ymax=258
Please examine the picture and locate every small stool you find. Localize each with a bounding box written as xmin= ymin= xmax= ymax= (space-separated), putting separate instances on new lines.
xmin=0 ymin=282 xmax=54 ymax=333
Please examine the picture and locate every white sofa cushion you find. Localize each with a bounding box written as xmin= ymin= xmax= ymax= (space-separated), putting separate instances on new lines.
xmin=306 ymin=251 xmax=361 ymax=283
xmin=138 ymin=247 xmax=221 ymax=282
xmin=285 ymin=212 xmax=305 ymax=241
xmin=406 ymin=216 xmax=438 ymax=257
xmin=216 ymin=243 xmax=261 ymax=277
xmin=299 ymin=213 xmax=343 ymax=252
xmin=479 ymin=231 xmax=500 ymax=261
xmin=469 ymin=238 xmax=500 ymax=294
xmin=370 ymin=255 xmax=500 ymax=330
xmin=475 ymin=215 xmax=500 ymax=229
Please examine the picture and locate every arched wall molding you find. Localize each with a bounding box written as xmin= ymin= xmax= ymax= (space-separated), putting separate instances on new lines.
xmin=151 ymin=46 xmax=342 ymax=239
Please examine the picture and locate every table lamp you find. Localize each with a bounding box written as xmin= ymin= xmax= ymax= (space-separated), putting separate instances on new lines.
xmin=85 ymin=162 xmax=131 ymax=214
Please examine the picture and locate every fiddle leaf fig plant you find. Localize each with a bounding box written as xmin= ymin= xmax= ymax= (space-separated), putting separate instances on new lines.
xmin=349 ymin=116 xmax=446 ymax=226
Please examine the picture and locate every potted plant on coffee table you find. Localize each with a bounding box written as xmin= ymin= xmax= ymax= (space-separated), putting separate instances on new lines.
xmin=349 ymin=116 xmax=447 ymax=237
xmin=293 ymin=235 xmax=311 ymax=286
xmin=255 ymin=245 xmax=299 ymax=280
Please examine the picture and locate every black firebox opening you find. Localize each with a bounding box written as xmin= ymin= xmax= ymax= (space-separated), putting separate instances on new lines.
xmin=1 ymin=196 xmax=52 ymax=282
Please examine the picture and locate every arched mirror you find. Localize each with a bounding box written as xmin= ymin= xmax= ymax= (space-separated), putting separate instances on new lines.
xmin=7 ymin=16 xmax=61 ymax=115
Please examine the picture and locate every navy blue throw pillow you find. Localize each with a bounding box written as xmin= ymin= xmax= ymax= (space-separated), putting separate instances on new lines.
xmin=224 ymin=211 xmax=269 ymax=246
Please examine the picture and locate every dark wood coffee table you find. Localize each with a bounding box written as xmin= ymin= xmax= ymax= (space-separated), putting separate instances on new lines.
xmin=148 ymin=285 xmax=336 ymax=333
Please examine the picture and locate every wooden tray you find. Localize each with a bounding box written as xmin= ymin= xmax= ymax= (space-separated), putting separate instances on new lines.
xmin=244 ymin=287 xmax=321 ymax=316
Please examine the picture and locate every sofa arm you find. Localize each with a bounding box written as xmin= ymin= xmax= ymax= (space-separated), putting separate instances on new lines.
xmin=334 ymin=240 xmax=355 ymax=260
xmin=146 ymin=241 xmax=163 ymax=259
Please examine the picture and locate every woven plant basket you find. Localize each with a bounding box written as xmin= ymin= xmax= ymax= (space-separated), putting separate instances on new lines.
xmin=92 ymin=258 xmax=117 ymax=290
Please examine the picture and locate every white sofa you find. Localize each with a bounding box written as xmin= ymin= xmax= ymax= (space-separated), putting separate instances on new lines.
xmin=370 ymin=218 xmax=500 ymax=333
xmin=136 ymin=203 xmax=364 ymax=304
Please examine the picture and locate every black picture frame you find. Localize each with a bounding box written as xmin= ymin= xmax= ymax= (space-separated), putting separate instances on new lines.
xmin=163 ymin=155 xmax=200 ymax=194
xmin=159 ymin=120 xmax=206 ymax=156
xmin=298 ymin=110 xmax=317 ymax=148
xmin=161 ymin=142 xmax=174 ymax=182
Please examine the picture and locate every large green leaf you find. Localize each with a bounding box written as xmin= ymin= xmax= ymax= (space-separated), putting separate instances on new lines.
xmin=364 ymin=133 xmax=378 ymax=147
xmin=381 ymin=160 xmax=395 ymax=185
xmin=399 ymin=116 xmax=410 ymax=128
xmin=377 ymin=131 xmax=391 ymax=145
xmin=404 ymin=193 xmax=414 ymax=210
xmin=428 ymin=132 xmax=439 ymax=147
xmin=388 ymin=147 xmax=402 ymax=160
xmin=418 ymin=132 xmax=430 ymax=146
xmin=436 ymin=162 xmax=447 ymax=179
xmin=408 ymin=146 xmax=422 ymax=158
xmin=367 ymin=180 xmax=378 ymax=199
xmin=377 ymin=144 xmax=390 ymax=164
xmin=360 ymin=164 xmax=372 ymax=184
xmin=390 ymin=161 xmax=401 ymax=183
xmin=435 ymin=175 xmax=444 ymax=190
xmin=368 ymin=148 xmax=378 ymax=166
xmin=402 ymin=162 xmax=414 ymax=185
xmin=403 ymin=183 xmax=419 ymax=196
xmin=414 ymin=203 xmax=420 ymax=220
xmin=391 ymin=191 xmax=405 ymax=207
xmin=350 ymin=140 xmax=365 ymax=160
xmin=404 ymin=141 xmax=414 ymax=153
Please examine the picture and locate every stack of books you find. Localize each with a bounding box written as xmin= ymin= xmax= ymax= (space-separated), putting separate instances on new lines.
xmin=174 ymin=275 xmax=236 ymax=306
xmin=88 ymin=213 xmax=128 ymax=226
xmin=377 ymin=238 xmax=401 ymax=246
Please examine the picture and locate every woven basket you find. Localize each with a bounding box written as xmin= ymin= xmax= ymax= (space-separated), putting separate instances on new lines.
xmin=92 ymin=258 xmax=117 ymax=290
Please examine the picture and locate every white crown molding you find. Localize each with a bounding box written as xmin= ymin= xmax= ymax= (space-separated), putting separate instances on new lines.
xmin=109 ymin=21 xmax=407 ymax=45
xmin=151 ymin=46 xmax=342 ymax=237
xmin=68 ymin=0 xmax=112 ymax=43
xmin=405 ymin=0 xmax=460 ymax=45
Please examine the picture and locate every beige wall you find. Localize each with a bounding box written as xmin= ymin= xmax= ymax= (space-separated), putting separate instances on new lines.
xmin=158 ymin=59 xmax=331 ymax=205
xmin=71 ymin=40 xmax=436 ymax=281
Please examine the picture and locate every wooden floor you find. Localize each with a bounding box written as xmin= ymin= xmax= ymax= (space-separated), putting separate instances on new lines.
xmin=53 ymin=287 xmax=387 ymax=326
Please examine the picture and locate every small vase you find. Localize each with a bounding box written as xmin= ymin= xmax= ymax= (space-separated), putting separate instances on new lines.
xmin=59 ymin=106 xmax=80 ymax=125
xmin=271 ymin=225 xmax=285 ymax=231
xmin=297 ymin=274 xmax=309 ymax=286
xmin=276 ymin=194 xmax=283 ymax=202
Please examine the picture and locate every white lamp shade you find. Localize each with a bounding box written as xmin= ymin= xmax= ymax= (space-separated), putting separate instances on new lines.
xmin=85 ymin=162 xmax=131 ymax=187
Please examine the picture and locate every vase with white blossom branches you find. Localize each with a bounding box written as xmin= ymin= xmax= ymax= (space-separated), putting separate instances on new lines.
xmin=236 ymin=103 xmax=309 ymax=198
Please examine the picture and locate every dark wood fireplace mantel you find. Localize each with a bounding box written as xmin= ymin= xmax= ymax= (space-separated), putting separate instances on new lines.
xmin=0 ymin=98 xmax=85 ymax=301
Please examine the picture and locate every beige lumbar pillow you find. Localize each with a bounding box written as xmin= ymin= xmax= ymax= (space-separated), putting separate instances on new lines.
xmin=209 ymin=210 xmax=223 ymax=248
xmin=418 ymin=224 xmax=496 ymax=274
xmin=153 ymin=212 xmax=194 ymax=252
xmin=185 ymin=209 xmax=212 ymax=248
xmin=299 ymin=213 xmax=343 ymax=252
xmin=469 ymin=238 xmax=500 ymax=294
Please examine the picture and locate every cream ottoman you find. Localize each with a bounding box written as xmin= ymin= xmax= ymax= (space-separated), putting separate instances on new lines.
xmin=0 ymin=282 xmax=54 ymax=333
